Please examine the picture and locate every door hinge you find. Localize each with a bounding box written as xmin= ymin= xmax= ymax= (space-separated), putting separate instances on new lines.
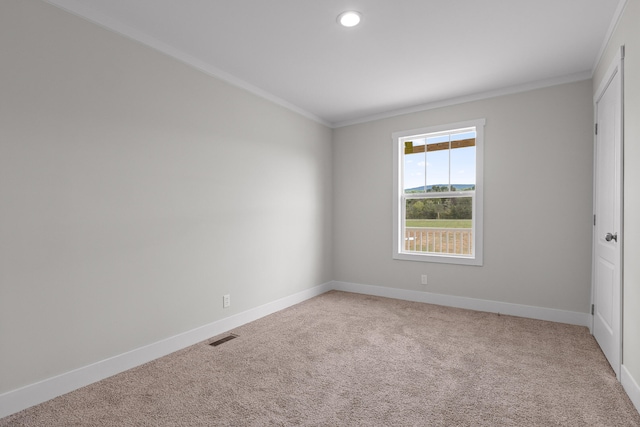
xmin=594 ymin=214 xmax=596 ymax=226
xmin=591 ymin=304 xmax=595 ymax=315
xmin=595 ymin=123 xmax=598 ymax=135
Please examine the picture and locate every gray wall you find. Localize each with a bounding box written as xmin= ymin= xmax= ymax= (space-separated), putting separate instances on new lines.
xmin=0 ymin=0 xmax=333 ymax=394
xmin=2 ymin=0 xmax=629 ymax=406
xmin=333 ymin=80 xmax=594 ymax=312
xmin=593 ymin=0 xmax=640 ymax=390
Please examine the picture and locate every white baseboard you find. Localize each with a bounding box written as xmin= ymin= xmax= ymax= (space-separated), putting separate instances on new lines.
xmin=331 ymin=281 xmax=592 ymax=327
xmin=622 ymin=365 xmax=640 ymax=414
xmin=0 ymin=280 xmax=598 ymax=419
xmin=0 ymin=282 xmax=332 ymax=419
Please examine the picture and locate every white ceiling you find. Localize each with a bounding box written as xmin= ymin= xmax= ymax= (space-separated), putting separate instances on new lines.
xmin=45 ymin=0 xmax=623 ymax=127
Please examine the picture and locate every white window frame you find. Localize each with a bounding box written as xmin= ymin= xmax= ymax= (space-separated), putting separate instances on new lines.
xmin=392 ymin=119 xmax=485 ymax=266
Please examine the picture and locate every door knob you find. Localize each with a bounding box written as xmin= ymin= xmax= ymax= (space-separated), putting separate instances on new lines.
xmin=605 ymin=232 xmax=618 ymax=242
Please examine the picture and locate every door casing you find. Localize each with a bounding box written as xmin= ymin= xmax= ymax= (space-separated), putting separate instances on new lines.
xmin=591 ymin=45 xmax=624 ymax=379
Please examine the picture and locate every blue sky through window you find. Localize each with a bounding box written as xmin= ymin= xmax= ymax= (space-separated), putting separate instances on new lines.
xmin=403 ymin=130 xmax=476 ymax=191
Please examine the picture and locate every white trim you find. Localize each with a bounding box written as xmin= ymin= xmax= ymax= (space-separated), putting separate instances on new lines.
xmin=591 ymin=46 xmax=624 ymax=379
xmin=42 ymin=0 xmax=331 ymax=128
xmin=42 ymin=1 xmax=601 ymax=130
xmin=0 ymin=280 xmax=610 ymax=419
xmin=590 ymin=46 xmax=625 ymax=333
xmin=332 ymin=281 xmax=591 ymax=327
xmin=0 ymin=282 xmax=332 ymax=419
xmin=392 ymin=119 xmax=485 ymax=266
xmin=621 ymin=365 xmax=640 ymax=415
xmin=592 ymin=0 xmax=628 ymax=74
xmin=334 ymin=71 xmax=591 ymax=128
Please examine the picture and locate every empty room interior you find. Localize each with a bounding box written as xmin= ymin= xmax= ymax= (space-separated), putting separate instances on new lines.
xmin=1 ymin=0 xmax=640 ymax=424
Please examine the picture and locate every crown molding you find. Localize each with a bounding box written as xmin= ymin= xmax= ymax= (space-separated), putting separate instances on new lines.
xmin=332 ymin=70 xmax=592 ymax=128
xmin=43 ymin=0 xmax=332 ymax=128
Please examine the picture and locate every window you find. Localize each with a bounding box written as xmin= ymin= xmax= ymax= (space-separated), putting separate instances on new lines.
xmin=392 ymin=119 xmax=484 ymax=265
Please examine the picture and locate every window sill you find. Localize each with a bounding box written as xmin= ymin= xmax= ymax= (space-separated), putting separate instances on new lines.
xmin=393 ymin=251 xmax=483 ymax=266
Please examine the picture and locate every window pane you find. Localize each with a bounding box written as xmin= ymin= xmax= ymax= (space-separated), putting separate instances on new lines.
xmin=404 ymin=197 xmax=473 ymax=256
xmin=425 ymin=135 xmax=449 ymax=192
xmin=450 ymin=131 xmax=476 ymax=190
xmin=403 ymin=139 xmax=425 ymax=193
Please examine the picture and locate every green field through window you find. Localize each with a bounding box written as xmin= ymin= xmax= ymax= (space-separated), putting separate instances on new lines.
xmin=405 ymin=219 xmax=472 ymax=228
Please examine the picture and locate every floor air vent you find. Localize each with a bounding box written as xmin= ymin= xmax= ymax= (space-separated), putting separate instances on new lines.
xmin=209 ymin=334 xmax=238 ymax=347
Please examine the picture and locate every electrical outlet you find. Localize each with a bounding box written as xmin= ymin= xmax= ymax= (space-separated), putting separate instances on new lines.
xmin=421 ymin=274 xmax=428 ymax=285
xmin=223 ymin=294 xmax=230 ymax=308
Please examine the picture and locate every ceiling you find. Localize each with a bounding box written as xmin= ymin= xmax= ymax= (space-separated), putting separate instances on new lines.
xmin=45 ymin=0 xmax=623 ymax=127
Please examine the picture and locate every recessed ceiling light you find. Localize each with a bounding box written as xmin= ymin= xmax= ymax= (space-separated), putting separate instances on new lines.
xmin=337 ymin=11 xmax=361 ymax=28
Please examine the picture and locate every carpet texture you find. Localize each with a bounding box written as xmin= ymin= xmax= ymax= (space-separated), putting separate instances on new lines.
xmin=2 ymin=291 xmax=639 ymax=426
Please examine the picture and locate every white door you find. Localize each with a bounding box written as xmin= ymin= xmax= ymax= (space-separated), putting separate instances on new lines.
xmin=593 ymin=47 xmax=623 ymax=378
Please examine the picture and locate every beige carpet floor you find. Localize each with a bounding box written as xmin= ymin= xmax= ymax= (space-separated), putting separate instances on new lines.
xmin=2 ymin=291 xmax=640 ymax=426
